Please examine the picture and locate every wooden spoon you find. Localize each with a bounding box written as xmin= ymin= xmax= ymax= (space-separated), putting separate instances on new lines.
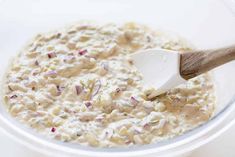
xmin=131 ymin=45 xmax=235 ymax=96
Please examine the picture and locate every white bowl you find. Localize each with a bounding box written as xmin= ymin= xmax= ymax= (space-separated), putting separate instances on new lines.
xmin=0 ymin=0 xmax=235 ymax=156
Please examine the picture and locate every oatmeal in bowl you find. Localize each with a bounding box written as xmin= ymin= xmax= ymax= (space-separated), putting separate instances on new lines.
xmin=2 ymin=22 xmax=215 ymax=147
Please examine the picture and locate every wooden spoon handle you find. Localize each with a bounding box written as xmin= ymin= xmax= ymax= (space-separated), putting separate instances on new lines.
xmin=180 ymin=45 xmax=235 ymax=80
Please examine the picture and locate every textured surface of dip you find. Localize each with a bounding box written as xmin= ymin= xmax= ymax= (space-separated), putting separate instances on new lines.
xmin=3 ymin=22 xmax=215 ymax=147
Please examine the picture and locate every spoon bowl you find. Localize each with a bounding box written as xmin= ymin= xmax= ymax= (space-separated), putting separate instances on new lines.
xmin=131 ymin=49 xmax=186 ymax=95
xmin=131 ymin=45 xmax=235 ymax=96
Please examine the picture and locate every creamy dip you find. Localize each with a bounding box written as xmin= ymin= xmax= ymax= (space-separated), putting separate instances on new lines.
xmin=3 ymin=22 xmax=215 ymax=147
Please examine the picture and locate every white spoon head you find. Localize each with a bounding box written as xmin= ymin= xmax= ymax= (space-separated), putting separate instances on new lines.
xmin=131 ymin=48 xmax=186 ymax=95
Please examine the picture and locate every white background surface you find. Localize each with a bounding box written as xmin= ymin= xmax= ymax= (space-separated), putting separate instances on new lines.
xmin=1 ymin=0 xmax=235 ymax=156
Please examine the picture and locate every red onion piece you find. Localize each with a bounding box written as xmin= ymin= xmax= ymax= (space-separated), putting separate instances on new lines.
xmin=56 ymin=85 xmax=65 ymax=92
xmin=32 ymin=71 xmax=39 ymax=76
xmin=35 ymin=60 xmax=39 ymax=66
xmin=51 ymin=127 xmax=56 ymax=132
xmin=95 ymin=116 xmax=104 ymax=122
xmin=91 ymin=80 xmax=101 ymax=98
xmin=75 ymin=85 xmax=83 ymax=95
xmin=125 ymin=141 xmax=132 ymax=144
xmin=134 ymin=128 xmax=142 ymax=134
xmin=143 ymin=124 xmax=150 ymax=129
xmin=78 ymin=49 xmax=88 ymax=55
xmin=46 ymin=70 xmax=57 ymax=77
xmin=130 ymin=96 xmax=139 ymax=106
xmin=56 ymin=85 xmax=61 ymax=92
xmin=115 ymin=88 xmax=121 ymax=93
xmin=10 ymin=95 xmax=17 ymax=99
xmin=101 ymin=62 xmax=109 ymax=71
xmin=56 ymin=85 xmax=65 ymax=96
xmin=85 ymin=102 xmax=92 ymax=108
xmin=47 ymin=52 xmax=57 ymax=58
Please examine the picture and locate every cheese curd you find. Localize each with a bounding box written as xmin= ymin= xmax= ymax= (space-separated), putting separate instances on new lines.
xmin=3 ymin=22 xmax=215 ymax=147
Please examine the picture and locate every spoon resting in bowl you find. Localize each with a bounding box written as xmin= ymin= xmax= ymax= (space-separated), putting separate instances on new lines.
xmin=131 ymin=45 xmax=235 ymax=96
